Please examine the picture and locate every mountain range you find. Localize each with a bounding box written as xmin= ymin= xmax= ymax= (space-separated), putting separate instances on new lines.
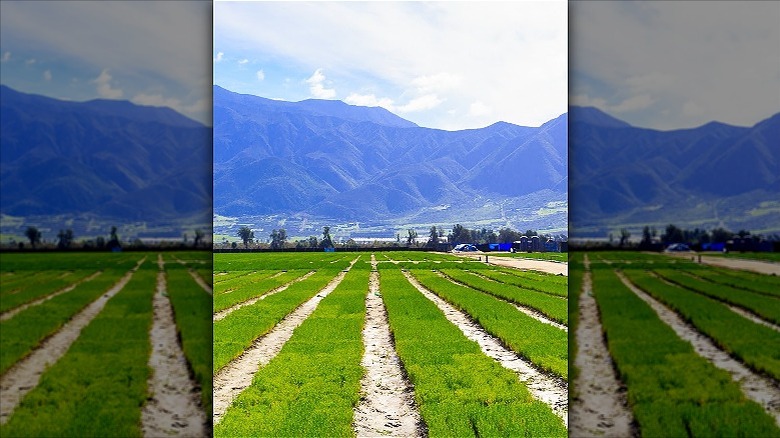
xmin=0 ymin=85 xmax=212 ymax=238
xmin=213 ymin=85 xmax=568 ymax=237
xmin=569 ymin=106 xmax=780 ymax=236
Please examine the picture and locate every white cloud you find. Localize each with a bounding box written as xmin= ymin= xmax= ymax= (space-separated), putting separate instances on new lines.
xmin=0 ymin=51 xmax=10 ymax=62
xmin=25 ymin=58 xmax=36 ymax=65
xmin=43 ymin=70 xmax=52 ymax=81
xmin=92 ymin=69 xmax=123 ymax=99
xmin=396 ymin=94 xmax=443 ymax=113
xmin=468 ymin=101 xmax=492 ymax=117
xmin=213 ymin=51 xmax=224 ymax=63
xmin=238 ymin=58 xmax=249 ymax=65
xmin=610 ymin=94 xmax=654 ymax=113
xmin=344 ymin=93 xmax=394 ymax=109
xmin=256 ymin=69 xmax=265 ymax=81
xmin=305 ymin=68 xmax=336 ymax=99
xmin=411 ymin=72 xmax=462 ymax=93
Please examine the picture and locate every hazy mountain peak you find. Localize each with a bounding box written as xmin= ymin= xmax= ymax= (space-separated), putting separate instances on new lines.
xmin=570 ymin=105 xmax=632 ymax=128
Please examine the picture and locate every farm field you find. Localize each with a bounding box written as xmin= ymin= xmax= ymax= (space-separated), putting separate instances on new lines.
xmin=497 ymin=251 xmax=568 ymax=262
xmin=570 ymin=251 xmax=780 ymax=437
xmin=213 ymin=250 xmax=568 ymax=437
xmin=0 ymin=251 xmax=212 ymax=436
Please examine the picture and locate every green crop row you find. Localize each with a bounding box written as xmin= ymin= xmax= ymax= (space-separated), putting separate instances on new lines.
xmin=379 ymin=268 xmax=566 ymax=437
xmin=0 ymin=270 xmax=65 ymax=294
xmin=213 ymin=269 xmax=341 ymax=373
xmin=625 ymin=270 xmax=780 ymax=381
xmin=216 ymin=269 xmax=368 ymax=436
xmin=0 ymin=270 xmax=99 ymax=313
xmin=440 ymin=269 xmax=568 ymax=325
xmin=214 ymin=270 xmax=276 ymax=295
xmin=213 ymin=270 xmax=312 ymax=312
xmin=214 ymin=252 xmax=353 ymax=271
xmin=654 ymin=269 xmax=780 ymax=325
xmin=412 ymin=269 xmax=567 ymax=380
xmin=567 ymin=252 xmax=584 ymax=395
xmin=0 ymin=252 xmax=143 ymax=272
xmin=214 ymin=270 xmax=256 ymax=285
xmin=695 ymin=268 xmax=780 ymax=299
xmin=0 ymin=264 xmax=139 ymax=375
xmin=0 ymin=265 xmax=157 ymax=437
xmin=477 ymin=268 xmax=568 ymax=298
xmin=591 ymin=267 xmax=779 ymax=437
xmin=163 ymin=258 xmax=214 ymax=419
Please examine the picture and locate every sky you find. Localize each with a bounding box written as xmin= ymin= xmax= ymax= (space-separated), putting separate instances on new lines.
xmin=214 ymin=1 xmax=567 ymax=131
xmin=0 ymin=1 xmax=212 ymax=126
xmin=571 ymin=1 xmax=780 ymax=131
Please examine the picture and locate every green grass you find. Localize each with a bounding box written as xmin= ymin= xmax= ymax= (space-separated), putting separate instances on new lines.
xmin=0 ymin=266 xmax=135 ymax=375
xmin=379 ymin=268 xmax=566 ymax=437
xmin=216 ymin=269 xmax=368 ymax=436
xmin=163 ymin=256 xmax=213 ymax=419
xmin=625 ymin=270 xmax=780 ymax=381
xmin=439 ymin=269 xmax=568 ymax=325
xmin=411 ymin=269 xmax=568 ymax=381
xmin=0 ymin=270 xmax=99 ymax=313
xmin=589 ymin=263 xmax=779 ymax=437
xmin=475 ymin=267 xmax=568 ymax=298
xmin=693 ymin=268 xmax=780 ymax=299
xmin=0 ymin=264 xmax=157 ymax=437
xmin=567 ymin=252 xmax=584 ymax=396
xmin=213 ymin=269 xmax=342 ymax=373
xmin=213 ymin=270 xmax=311 ymax=312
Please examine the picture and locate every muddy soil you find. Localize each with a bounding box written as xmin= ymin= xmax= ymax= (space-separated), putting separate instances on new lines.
xmin=618 ymin=272 xmax=780 ymax=426
xmin=402 ymin=271 xmax=568 ymax=425
xmin=353 ymin=256 xmax=424 ymax=437
xmin=212 ymin=258 xmax=359 ymax=425
xmin=0 ymin=258 xmax=145 ymax=425
xmin=570 ymin=255 xmax=635 ymax=437
xmin=212 ymin=271 xmax=316 ymax=322
xmin=0 ymin=271 xmax=103 ymax=322
xmin=141 ymin=255 xmax=208 ymax=437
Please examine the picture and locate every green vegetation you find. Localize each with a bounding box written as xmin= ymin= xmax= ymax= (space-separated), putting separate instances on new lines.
xmin=1 ymin=264 xmax=157 ymax=437
xmin=693 ymin=267 xmax=780 ymax=299
xmin=567 ymin=252 xmax=584 ymax=394
xmin=163 ymin=254 xmax=213 ymax=418
xmin=411 ymin=269 xmax=568 ymax=380
xmin=590 ymin=264 xmax=778 ymax=437
xmin=213 ymin=269 xmax=341 ymax=373
xmin=379 ymin=268 xmax=566 ymax=437
xmin=439 ymin=269 xmax=568 ymax=325
xmin=0 ymin=270 xmax=98 ymax=313
xmin=216 ymin=269 xmax=368 ymax=436
xmin=477 ymin=267 xmax=568 ymax=298
xmin=213 ymin=270 xmax=309 ymax=312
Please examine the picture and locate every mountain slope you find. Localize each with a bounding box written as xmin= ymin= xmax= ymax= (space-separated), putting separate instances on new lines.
xmin=213 ymin=86 xmax=568 ymax=234
xmin=0 ymin=85 xmax=211 ymax=226
xmin=569 ymin=106 xmax=780 ymax=235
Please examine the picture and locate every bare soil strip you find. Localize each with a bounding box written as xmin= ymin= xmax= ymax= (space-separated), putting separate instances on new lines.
xmin=570 ymin=256 xmax=635 ymax=438
xmin=617 ymin=272 xmax=780 ymax=425
xmin=212 ymin=271 xmax=316 ymax=322
xmin=141 ymin=255 xmax=208 ymax=437
xmin=437 ymin=271 xmax=567 ymax=332
xmin=402 ymin=270 xmax=568 ymax=425
xmin=662 ymin=253 xmax=780 ymax=276
xmin=213 ymin=258 xmax=359 ymax=425
xmin=488 ymin=256 xmax=568 ymax=276
xmin=0 ymin=258 xmax=145 ymax=425
xmin=651 ymin=272 xmax=780 ymax=333
xmin=0 ymin=271 xmax=103 ymax=322
xmin=353 ymin=257 xmax=424 ymax=437
xmin=188 ymin=269 xmax=213 ymax=296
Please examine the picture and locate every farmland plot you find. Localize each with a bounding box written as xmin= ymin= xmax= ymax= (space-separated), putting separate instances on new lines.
xmin=571 ymin=251 xmax=780 ymax=437
xmin=213 ymin=251 xmax=568 ymax=437
xmin=0 ymin=251 xmax=212 ymax=436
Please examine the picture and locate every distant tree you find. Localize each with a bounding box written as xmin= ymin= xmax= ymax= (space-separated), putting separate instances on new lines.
xmin=57 ymin=229 xmax=74 ymax=249
xmin=427 ymin=226 xmax=439 ymax=247
xmin=737 ymin=229 xmax=751 ymax=239
xmin=237 ymin=226 xmax=254 ymax=248
xmin=450 ymin=224 xmax=469 ymax=244
xmin=193 ymin=229 xmax=204 ymax=247
xmin=270 ymin=228 xmax=287 ymax=250
xmin=107 ymin=226 xmax=121 ymax=250
xmin=485 ymin=229 xmax=498 ymax=244
xmin=406 ymin=229 xmax=418 ymax=247
xmin=711 ymin=227 xmax=732 ymax=243
xmin=96 ymin=236 xmax=106 ymax=249
xmin=525 ymin=230 xmax=538 ymax=238
xmin=308 ymin=236 xmax=319 ymax=248
xmin=662 ymin=224 xmax=683 ymax=245
xmin=320 ymin=226 xmax=334 ymax=248
xmin=25 ymin=226 xmax=42 ymax=248
xmin=641 ymin=226 xmax=653 ymax=247
xmin=182 ymin=233 xmax=188 ymax=245
xmin=498 ymin=227 xmax=521 ymax=243
xmin=231 ymin=241 xmax=238 ymax=249
xmin=619 ymin=228 xmax=631 ymax=247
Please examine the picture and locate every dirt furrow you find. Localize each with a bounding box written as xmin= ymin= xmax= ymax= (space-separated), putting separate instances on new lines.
xmin=401 ymin=270 xmax=568 ymax=425
xmin=617 ymin=272 xmax=780 ymax=426
xmin=212 ymin=271 xmax=316 ymax=322
xmin=188 ymin=269 xmax=212 ymax=295
xmin=436 ymin=271 xmax=567 ymax=332
xmin=141 ymin=255 xmax=207 ymax=437
xmin=213 ymin=258 xmax=359 ymax=425
xmin=485 ymin=255 xmax=568 ymax=276
xmin=0 ymin=271 xmax=103 ymax=322
xmin=353 ymin=257 xmax=424 ymax=437
xmin=570 ymin=256 xmax=635 ymax=437
xmin=0 ymin=258 xmax=146 ymax=425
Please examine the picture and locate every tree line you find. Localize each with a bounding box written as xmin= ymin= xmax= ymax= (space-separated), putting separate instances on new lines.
xmin=9 ymin=225 xmax=207 ymax=250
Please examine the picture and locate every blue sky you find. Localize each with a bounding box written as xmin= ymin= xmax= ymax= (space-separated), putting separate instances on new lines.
xmin=0 ymin=1 xmax=211 ymax=126
xmin=214 ymin=1 xmax=567 ymax=131
xmin=571 ymin=1 xmax=780 ymax=130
